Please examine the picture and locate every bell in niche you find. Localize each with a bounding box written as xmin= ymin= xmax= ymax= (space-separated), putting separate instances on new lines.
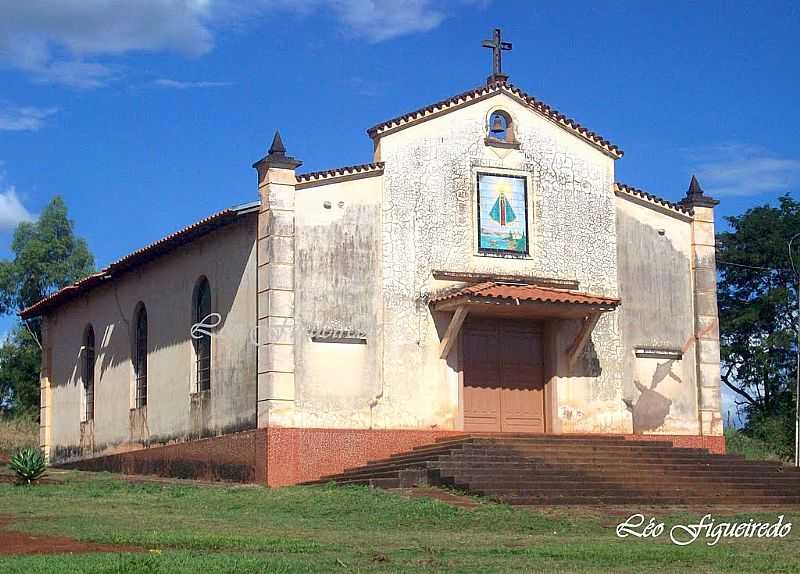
xmin=490 ymin=114 xmax=505 ymax=136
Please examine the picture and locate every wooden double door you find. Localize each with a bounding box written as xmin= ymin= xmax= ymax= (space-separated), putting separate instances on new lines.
xmin=462 ymin=319 xmax=546 ymax=433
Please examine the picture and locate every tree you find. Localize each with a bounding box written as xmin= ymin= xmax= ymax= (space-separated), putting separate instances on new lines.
xmin=716 ymin=194 xmax=800 ymax=457
xmin=0 ymin=327 xmax=40 ymax=415
xmin=0 ymin=196 xmax=94 ymax=415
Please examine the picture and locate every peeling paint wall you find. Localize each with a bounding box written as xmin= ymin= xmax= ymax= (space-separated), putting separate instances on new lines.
xmin=293 ymin=176 xmax=383 ymax=427
xmin=45 ymin=218 xmax=258 ymax=463
xmin=375 ymin=92 xmax=625 ymax=432
xmin=616 ymin=196 xmax=699 ymax=434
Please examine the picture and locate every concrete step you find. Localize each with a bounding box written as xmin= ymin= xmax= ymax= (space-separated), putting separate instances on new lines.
xmin=444 ymin=453 xmax=790 ymax=470
xmin=439 ymin=466 xmax=800 ymax=483
xmin=324 ymin=455 xmax=799 ymax=483
xmin=303 ymin=433 xmax=799 ymax=506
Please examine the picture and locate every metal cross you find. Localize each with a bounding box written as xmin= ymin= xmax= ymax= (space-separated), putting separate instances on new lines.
xmin=482 ymin=28 xmax=512 ymax=82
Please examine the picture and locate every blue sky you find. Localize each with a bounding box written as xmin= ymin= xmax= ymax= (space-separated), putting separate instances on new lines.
xmin=2 ymin=1 xmax=799 ymax=259
xmin=1 ymin=1 xmax=798 ymax=416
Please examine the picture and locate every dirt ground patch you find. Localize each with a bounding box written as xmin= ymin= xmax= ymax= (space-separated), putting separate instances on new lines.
xmin=0 ymin=517 xmax=144 ymax=556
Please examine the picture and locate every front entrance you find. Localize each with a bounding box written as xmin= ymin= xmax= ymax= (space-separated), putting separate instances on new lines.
xmin=462 ymin=318 xmax=545 ymax=432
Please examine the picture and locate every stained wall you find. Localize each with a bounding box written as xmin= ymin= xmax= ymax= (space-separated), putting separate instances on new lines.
xmin=43 ymin=217 xmax=258 ymax=463
xmin=616 ymin=194 xmax=700 ymax=434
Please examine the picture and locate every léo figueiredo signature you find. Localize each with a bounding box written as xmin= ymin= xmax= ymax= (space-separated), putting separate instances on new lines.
xmin=616 ymin=513 xmax=792 ymax=546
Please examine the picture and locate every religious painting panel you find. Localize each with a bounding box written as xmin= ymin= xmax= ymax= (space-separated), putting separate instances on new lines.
xmin=476 ymin=172 xmax=529 ymax=254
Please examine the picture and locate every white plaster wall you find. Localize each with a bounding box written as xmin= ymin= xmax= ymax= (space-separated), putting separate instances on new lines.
xmin=45 ymin=218 xmax=258 ymax=462
xmin=616 ymin=195 xmax=700 ymax=435
xmin=293 ymin=175 xmax=384 ymax=427
xmin=375 ymin=92 xmax=623 ymax=431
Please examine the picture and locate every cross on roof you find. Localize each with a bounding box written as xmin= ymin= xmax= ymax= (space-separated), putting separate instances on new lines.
xmin=482 ymin=28 xmax=512 ymax=84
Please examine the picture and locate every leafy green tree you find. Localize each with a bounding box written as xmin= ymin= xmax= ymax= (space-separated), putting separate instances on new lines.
xmin=0 ymin=196 xmax=94 ymax=414
xmin=717 ymin=194 xmax=800 ymax=458
xmin=0 ymin=327 xmax=41 ymax=415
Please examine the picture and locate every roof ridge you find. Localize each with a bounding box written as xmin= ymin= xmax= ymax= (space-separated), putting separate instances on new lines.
xmin=614 ymin=181 xmax=693 ymax=216
xmin=366 ymin=81 xmax=622 ymax=158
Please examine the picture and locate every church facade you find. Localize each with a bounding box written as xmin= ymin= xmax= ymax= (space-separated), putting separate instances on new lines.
xmin=22 ymin=52 xmax=724 ymax=484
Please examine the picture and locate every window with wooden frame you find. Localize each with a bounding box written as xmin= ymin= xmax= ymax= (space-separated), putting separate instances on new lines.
xmin=82 ymin=325 xmax=95 ymax=421
xmin=193 ymin=277 xmax=211 ymax=393
xmin=133 ymin=304 xmax=148 ymax=408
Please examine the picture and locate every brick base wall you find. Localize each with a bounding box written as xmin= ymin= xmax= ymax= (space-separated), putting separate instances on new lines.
xmin=59 ymin=430 xmax=265 ymax=483
xmin=265 ymin=428 xmax=464 ymax=487
xmin=55 ymin=428 xmax=725 ymax=485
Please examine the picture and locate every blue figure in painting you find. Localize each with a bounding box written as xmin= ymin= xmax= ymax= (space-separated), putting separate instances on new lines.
xmin=489 ymin=188 xmax=516 ymax=227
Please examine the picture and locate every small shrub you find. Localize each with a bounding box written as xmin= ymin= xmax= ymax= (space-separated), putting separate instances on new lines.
xmin=9 ymin=446 xmax=46 ymax=485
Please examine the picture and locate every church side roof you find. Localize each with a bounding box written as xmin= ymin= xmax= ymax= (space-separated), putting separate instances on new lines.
xmin=366 ymin=80 xmax=623 ymax=159
xmin=295 ymin=162 xmax=384 ymax=187
xmin=20 ymin=203 xmax=259 ymax=319
xmin=614 ymin=182 xmax=694 ymax=217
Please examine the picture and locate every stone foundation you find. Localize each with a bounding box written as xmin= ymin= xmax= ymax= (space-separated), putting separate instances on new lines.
xmin=56 ymin=428 xmax=725 ymax=486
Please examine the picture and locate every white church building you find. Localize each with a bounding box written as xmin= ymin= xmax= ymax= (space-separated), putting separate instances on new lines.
xmin=22 ymin=31 xmax=724 ymax=485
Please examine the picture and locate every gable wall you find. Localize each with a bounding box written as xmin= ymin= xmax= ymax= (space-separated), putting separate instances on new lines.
xmin=43 ymin=217 xmax=258 ymax=463
xmin=373 ymin=92 xmax=626 ymax=432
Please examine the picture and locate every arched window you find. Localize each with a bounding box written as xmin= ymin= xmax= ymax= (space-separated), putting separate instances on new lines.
xmin=487 ymin=109 xmax=514 ymax=143
xmin=82 ymin=325 xmax=95 ymax=422
xmin=133 ymin=304 xmax=148 ymax=408
xmin=193 ymin=277 xmax=212 ymax=393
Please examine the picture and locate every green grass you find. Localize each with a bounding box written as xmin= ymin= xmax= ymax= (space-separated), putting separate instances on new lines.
xmin=725 ymin=428 xmax=787 ymax=462
xmin=1 ymin=470 xmax=800 ymax=573
xmin=0 ymin=415 xmax=38 ymax=456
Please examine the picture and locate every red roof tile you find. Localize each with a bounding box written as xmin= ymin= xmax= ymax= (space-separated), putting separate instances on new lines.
xmin=296 ymin=162 xmax=384 ymax=185
xmin=367 ymin=80 xmax=623 ymax=159
xmin=615 ymin=182 xmax=693 ymax=216
xmin=431 ymin=282 xmax=620 ymax=307
xmin=20 ymin=206 xmax=257 ymax=319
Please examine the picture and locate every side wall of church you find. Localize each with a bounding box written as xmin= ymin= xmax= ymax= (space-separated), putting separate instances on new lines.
xmin=43 ymin=218 xmax=258 ymax=463
xmin=374 ymin=92 xmax=628 ymax=432
xmin=616 ymin=196 xmax=700 ymax=435
xmin=292 ymin=175 xmax=384 ymax=427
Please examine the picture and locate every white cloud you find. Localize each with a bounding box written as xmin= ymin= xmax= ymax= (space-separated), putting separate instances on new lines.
xmin=154 ymin=78 xmax=232 ymax=89
xmin=689 ymin=144 xmax=800 ymax=197
xmin=327 ymin=0 xmax=446 ymax=43
xmin=0 ymin=0 xmax=459 ymax=88
xmin=0 ymin=103 xmax=58 ymax=131
xmin=0 ymin=178 xmax=35 ymax=231
xmin=0 ymin=0 xmax=215 ymax=88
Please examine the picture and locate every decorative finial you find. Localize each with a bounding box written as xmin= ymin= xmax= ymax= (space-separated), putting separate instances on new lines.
xmin=679 ymin=175 xmax=719 ymax=208
xmin=269 ymin=130 xmax=286 ymax=155
xmin=252 ymin=130 xmax=302 ymax=171
xmin=482 ymin=28 xmax=512 ymax=85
